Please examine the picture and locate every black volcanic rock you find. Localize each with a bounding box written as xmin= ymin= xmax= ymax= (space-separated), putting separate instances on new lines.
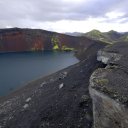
xmin=90 ymin=41 xmax=128 ymax=128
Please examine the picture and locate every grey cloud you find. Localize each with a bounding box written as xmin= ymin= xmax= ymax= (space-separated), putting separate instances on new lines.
xmin=75 ymin=0 xmax=126 ymax=18
xmin=99 ymin=13 xmax=128 ymax=24
xmin=0 ymin=0 xmax=128 ymax=28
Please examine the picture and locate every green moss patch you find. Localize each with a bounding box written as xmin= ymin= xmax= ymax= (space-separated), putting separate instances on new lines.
xmin=62 ymin=45 xmax=74 ymax=51
xmin=51 ymin=36 xmax=60 ymax=50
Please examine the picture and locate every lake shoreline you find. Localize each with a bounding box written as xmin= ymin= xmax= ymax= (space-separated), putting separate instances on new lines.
xmin=0 ymin=51 xmax=78 ymax=96
xmin=0 ymin=49 xmax=76 ymax=54
xmin=0 ymin=42 xmax=105 ymax=128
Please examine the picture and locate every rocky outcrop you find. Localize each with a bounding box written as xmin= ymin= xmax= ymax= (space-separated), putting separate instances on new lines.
xmin=0 ymin=28 xmax=96 ymax=53
xmin=89 ymin=42 xmax=128 ymax=128
xmin=97 ymin=50 xmax=122 ymax=64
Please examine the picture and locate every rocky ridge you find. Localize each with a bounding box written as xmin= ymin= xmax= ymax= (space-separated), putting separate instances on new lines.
xmin=89 ymin=42 xmax=128 ymax=128
xmin=0 ymin=28 xmax=96 ymax=53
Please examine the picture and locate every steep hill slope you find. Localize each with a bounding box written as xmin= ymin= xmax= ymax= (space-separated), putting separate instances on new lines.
xmin=0 ymin=28 xmax=98 ymax=53
xmin=119 ymin=32 xmax=128 ymax=41
xmin=84 ymin=29 xmax=110 ymax=43
xmin=103 ymin=30 xmax=123 ymax=42
xmin=84 ymin=29 xmax=128 ymax=44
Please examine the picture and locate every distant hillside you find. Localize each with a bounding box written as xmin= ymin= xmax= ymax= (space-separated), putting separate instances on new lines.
xmin=84 ymin=29 xmax=111 ymax=44
xmin=103 ymin=30 xmax=123 ymax=42
xmin=83 ymin=29 xmax=128 ymax=44
xmin=119 ymin=32 xmax=128 ymax=41
xmin=0 ymin=28 xmax=99 ymax=53
xmin=65 ymin=32 xmax=83 ymax=37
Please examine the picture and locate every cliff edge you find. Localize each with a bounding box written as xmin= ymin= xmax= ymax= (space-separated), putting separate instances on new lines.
xmin=0 ymin=28 xmax=96 ymax=52
xmin=89 ymin=42 xmax=128 ymax=128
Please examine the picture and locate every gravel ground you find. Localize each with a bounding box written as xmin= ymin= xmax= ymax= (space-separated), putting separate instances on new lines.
xmin=0 ymin=43 xmax=105 ymax=128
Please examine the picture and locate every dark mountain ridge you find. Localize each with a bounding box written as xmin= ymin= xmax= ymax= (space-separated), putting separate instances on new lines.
xmin=0 ymin=28 xmax=99 ymax=53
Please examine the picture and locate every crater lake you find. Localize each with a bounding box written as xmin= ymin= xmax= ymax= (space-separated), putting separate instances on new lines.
xmin=0 ymin=51 xmax=79 ymax=96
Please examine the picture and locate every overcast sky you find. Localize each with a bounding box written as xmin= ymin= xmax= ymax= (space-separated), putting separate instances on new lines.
xmin=0 ymin=0 xmax=128 ymax=32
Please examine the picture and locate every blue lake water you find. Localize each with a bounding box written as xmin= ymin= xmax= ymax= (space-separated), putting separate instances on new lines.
xmin=0 ymin=51 xmax=79 ymax=96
